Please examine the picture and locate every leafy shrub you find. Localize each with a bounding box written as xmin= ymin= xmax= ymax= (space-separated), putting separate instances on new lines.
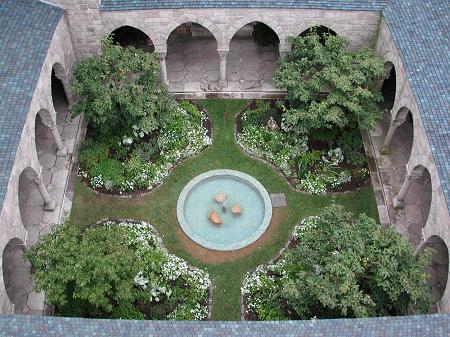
xmin=179 ymin=100 xmax=202 ymax=121
xmin=132 ymin=138 xmax=159 ymax=162
xmin=337 ymin=130 xmax=366 ymax=167
xmin=252 ymin=23 xmax=279 ymax=47
xmin=297 ymin=150 xmax=323 ymax=179
xmin=243 ymin=205 xmax=432 ymax=320
xmin=91 ymin=159 xmax=125 ymax=188
xmin=25 ymin=221 xmax=211 ymax=320
xmin=79 ymin=139 xmax=110 ymax=173
xmin=111 ymin=303 xmax=145 ymax=320
xmin=242 ymin=100 xmax=280 ymax=128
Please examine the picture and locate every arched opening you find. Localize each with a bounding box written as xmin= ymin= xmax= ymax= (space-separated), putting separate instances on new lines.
xmin=35 ymin=109 xmax=57 ymax=171
xmin=228 ymin=22 xmax=280 ymax=91
xmin=391 ymin=109 xmax=414 ymax=175
xmin=381 ymin=62 xmax=396 ymax=111
xmin=400 ymin=165 xmax=432 ymax=248
xmin=166 ymin=22 xmax=219 ymax=91
xmin=51 ymin=67 xmax=69 ymax=128
xmin=299 ymin=25 xmax=337 ymax=44
xmin=18 ymin=168 xmax=46 ymax=246
xmin=422 ymin=235 xmax=449 ymax=312
xmin=110 ymin=26 xmax=154 ymax=52
xmin=2 ymin=238 xmax=30 ymax=313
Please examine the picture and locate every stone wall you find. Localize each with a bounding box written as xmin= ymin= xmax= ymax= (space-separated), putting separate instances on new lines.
xmin=44 ymin=0 xmax=381 ymax=60
xmin=375 ymin=17 xmax=450 ymax=312
xmin=0 ymin=15 xmax=76 ymax=314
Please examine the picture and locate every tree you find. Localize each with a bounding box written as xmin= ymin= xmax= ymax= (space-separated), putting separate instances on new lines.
xmin=273 ymin=32 xmax=385 ymax=136
xmin=281 ymin=205 xmax=432 ymax=319
xmin=71 ymin=36 xmax=176 ymax=137
xmin=25 ymin=222 xmax=142 ymax=316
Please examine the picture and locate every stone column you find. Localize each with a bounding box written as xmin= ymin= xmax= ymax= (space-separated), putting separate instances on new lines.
xmin=32 ymin=169 xmax=56 ymax=211
xmin=279 ymin=50 xmax=290 ymax=59
xmin=43 ymin=120 xmax=67 ymax=157
xmin=158 ymin=52 xmax=169 ymax=86
xmin=218 ymin=49 xmax=228 ymax=89
xmin=393 ymin=166 xmax=423 ymax=209
xmin=380 ymin=117 xmax=404 ymax=154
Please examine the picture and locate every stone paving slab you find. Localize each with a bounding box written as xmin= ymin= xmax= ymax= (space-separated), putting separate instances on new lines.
xmin=270 ymin=193 xmax=287 ymax=208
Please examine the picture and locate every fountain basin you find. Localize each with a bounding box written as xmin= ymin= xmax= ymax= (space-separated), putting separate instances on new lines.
xmin=177 ymin=170 xmax=272 ymax=251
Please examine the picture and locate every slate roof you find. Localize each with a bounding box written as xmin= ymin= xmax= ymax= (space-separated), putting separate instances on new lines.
xmin=0 ymin=0 xmax=63 ymax=208
xmin=382 ymin=0 xmax=450 ymax=210
xmin=100 ymin=0 xmax=390 ymax=11
xmin=1 ymin=313 xmax=450 ymax=336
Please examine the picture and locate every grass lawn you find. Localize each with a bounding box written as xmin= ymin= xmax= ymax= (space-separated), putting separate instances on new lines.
xmin=70 ymin=99 xmax=378 ymax=320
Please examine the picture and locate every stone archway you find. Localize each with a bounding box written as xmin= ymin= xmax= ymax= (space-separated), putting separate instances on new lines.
xmin=110 ymin=25 xmax=155 ymax=52
xmin=227 ymin=21 xmax=280 ymax=92
xmin=422 ymin=235 xmax=449 ymax=313
xmin=393 ymin=164 xmax=431 ymax=248
xmin=166 ymin=22 xmax=219 ymax=92
xmin=381 ymin=62 xmax=396 ymax=111
xmin=18 ymin=168 xmax=54 ymax=245
xmin=299 ymin=25 xmax=337 ymax=44
xmin=2 ymin=238 xmax=30 ymax=314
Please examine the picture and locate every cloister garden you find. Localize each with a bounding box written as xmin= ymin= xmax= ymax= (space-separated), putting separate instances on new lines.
xmin=4 ymin=22 xmax=448 ymax=321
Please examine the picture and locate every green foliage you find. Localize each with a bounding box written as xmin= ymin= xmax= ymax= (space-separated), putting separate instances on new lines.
xmin=252 ymin=23 xmax=279 ymax=47
xmin=78 ymin=139 xmax=110 ymax=173
xmin=111 ymin=303 xmax=145 ymax=320
xmin=241 ymin=100 xmax=280 ymax=128
xmin=273 ymin=32 xmax=384 ymax=135
xmin=244 ymin=205 xmax=432 ymax=320
xmin=25 ymin=221 xmax=211 ymax=320
xmin=71 ymin=36 xmax=176 ymax=137
xmin=337 ymin=130 xmax=366 ymax=167
xmin=297 ymin=150 xmax=323 ymax=178
xmin=179 ymin=100 xmax=202 ymax=121
xmin=25 ymin=223 xmax=141 ymax=314
xmin=132 ymin=138 xmax=160 ymax=163
xmin=91 ymin=158 xmax=125 ymax=188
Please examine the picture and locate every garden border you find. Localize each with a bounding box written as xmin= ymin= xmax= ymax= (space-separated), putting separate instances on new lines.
xmin=92 ymin=217 xmax=214 ymax=320
xmin=233 ymin=101 xmax=370 ymax=196
xmin=80 ymin=101 xmax=214 ymax=199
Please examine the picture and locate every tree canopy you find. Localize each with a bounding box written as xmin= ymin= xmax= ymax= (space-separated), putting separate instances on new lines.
xmin=71 ymin=36 xmax=175 ymax=137
xmin=283 ymin=205 xmax=432 ymax=318
xmin=273 ymin=31 xmax=385 ymax=135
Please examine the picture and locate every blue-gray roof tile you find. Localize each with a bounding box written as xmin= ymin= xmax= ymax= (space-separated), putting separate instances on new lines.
xmin=0 ymin=313 xmax=449 ymax=336
xmin=0 ymin=0 xmax=63 ymax=209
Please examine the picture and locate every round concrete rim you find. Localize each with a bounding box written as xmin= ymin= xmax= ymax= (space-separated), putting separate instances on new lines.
xmin=176 ymin=169 xmax=273 ymax=251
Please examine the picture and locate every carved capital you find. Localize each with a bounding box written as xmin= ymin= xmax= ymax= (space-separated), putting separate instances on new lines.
xmin=405 ymin=165 xmax=424 ymax=182
xmin=218 ymin=50 xmax=229 ymax=60
xmin=390 ymin=118 xmax=404 ymax=128
xmin=157 ymin=52 xmax=167 ymax=61
xmin=31 ymin=170 xmax=44 ymax=186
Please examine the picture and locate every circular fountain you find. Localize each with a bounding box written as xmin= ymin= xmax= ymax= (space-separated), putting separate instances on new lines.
xmin=177 ymin=170 xmax=272 ymax=251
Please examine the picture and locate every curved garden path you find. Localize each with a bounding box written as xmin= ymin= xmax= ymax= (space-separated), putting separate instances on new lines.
xmin=70 ymin=99 xmax=378 ymax=320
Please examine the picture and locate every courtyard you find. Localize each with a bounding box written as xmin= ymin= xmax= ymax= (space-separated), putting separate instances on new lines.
xmin=1 ymin=1 xmax=449 ymax=334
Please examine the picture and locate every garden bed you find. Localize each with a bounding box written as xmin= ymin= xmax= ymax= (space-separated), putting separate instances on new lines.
xmin=241 ymin=205 xmax=432 ymax=321
xmin=235 ymin=100 xmax=370 ymax=195
xmin=26 ymin=219 xmax=212 ymax=320
xmin=78 ymin=100 xmax=212 ymax=197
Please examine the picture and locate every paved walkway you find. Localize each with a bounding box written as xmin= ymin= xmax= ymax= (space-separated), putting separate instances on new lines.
xmin=4 ymin=88 xmax=81 ymax=315
xmin=369 ymin=108 xmax=446 ymax=312
xmin=167 ymin=36 xmax=279 ymax=93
